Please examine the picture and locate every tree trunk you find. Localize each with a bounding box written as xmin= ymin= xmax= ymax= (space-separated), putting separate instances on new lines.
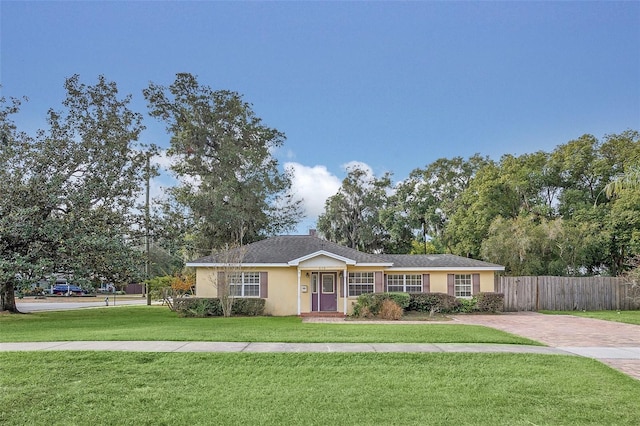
xmin=1 ymin=280 xmax=20 ymax=313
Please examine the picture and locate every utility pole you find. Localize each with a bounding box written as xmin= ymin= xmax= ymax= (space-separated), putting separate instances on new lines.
xmin=145 ymin=152 xmax=151 ymax=306
xmin=422 ymin=220 xmax=428 ymax=255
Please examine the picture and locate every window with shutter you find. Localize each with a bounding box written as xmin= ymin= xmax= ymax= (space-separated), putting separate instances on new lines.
xmin=454 ymin=274 xmax=472 ymax=297
xmin=385 ymin=274 xmax=422 ymax=292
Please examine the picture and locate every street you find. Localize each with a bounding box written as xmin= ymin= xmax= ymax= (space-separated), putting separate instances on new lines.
xmin=16 ymin=296 xmax=150 ymax=312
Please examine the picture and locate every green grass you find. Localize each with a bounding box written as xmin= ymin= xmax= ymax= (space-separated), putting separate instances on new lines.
xmin=0 ymin=306 xmax=538 ymax=345
xmin=542 ymin=310 xmax=640 ymax=325
xmin=1 ymin=351 xmax=638 ymax=425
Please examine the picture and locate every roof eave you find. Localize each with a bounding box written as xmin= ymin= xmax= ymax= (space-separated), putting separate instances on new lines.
xmin=186 ymin=262 xmax=291 ymax=268
xmin=288 ymin=250 xmax=357 ymax=266
xmin=385 ymin=266 xmax=505 ymax=271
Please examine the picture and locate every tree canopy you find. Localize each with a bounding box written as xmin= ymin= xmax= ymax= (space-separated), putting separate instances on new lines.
xmin=318 ymin=131 xmax=640 ymax=277
xmin=144 ymin=73 xmax=302 ymax=255
xmin=317 ymin=164 xmax=400 ymax=253
xmin=1 ymin=76 xmax=150 ymax=312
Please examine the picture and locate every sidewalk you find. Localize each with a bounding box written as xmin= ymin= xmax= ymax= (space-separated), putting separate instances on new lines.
xmin=2 ymin=340 xmax=639 ymax=360
xmin=0 ymin=340 xmax=584 ymax=355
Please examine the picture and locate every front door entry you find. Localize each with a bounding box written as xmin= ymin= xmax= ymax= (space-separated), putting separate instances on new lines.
xmin=311 ymin=272 xmax=337 ymax=312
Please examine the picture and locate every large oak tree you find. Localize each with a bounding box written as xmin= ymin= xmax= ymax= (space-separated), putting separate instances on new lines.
xmin=1 ymin=76 xmax=150 ymax=312
xmin=144 ymin=73 xmax=301 ymax=255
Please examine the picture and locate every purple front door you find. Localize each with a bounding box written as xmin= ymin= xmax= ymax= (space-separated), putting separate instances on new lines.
xmin=311 ymin=272 xmax=337 ymax=312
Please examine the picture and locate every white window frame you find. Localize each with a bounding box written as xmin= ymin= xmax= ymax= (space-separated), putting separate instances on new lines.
xmin=348 ymin=272 xmax=374 ymax=297
xmin=229 ymin=272 xmax=260 ymax=298
xmin=386 ymin=274 xmax=422 ymax=293
xmin=454 ymin=274 xmax=472 ymax=298
xmin=321 ymin=273 xmax=335 ymax=294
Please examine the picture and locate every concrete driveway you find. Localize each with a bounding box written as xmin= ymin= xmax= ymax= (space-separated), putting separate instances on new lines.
xmin=453 ymin=312 xmax=640 ymax=380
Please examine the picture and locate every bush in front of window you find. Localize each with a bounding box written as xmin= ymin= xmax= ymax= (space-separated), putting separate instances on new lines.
xmin=174 ymin=298 xmax=265 ymax=317
xmin=455 ymin=297 xmax=477 ymax=313
xmin=351 ymin=292 xmax=410 ymax=318
xmin=231 ymin=298 xmax=266 ymax=316
xmin=384 ymin=292 xmax=411 ymax=309
xmin=352 ymin=293 xmax=376 ymax=318
xmin=475 ymin=292 xmax=504 ymax=313
xmin=407 ymin=293 xmax=461 ymax=314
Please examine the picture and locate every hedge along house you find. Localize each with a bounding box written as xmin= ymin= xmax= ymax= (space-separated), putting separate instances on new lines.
xmin=186 ymin=235 xmax=505 ymax=316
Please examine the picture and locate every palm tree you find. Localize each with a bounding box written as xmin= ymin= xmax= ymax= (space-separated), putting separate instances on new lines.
xmin=605 ymin=165 xmax=640 ymax=198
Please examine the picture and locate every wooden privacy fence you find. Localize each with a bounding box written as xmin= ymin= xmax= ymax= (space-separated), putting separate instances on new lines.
xmin=125 ymin=283 xmax=144 ymax=294
xmin=497 ymin=276 xmax=640 ymax=311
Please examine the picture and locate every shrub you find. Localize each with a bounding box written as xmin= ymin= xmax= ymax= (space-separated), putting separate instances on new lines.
xmin=383 ymin=292 xmax=411 ymax=309
xmin=352 ymin=293 xmax=378 ymax=317
xmin=359 ymin=306 xmax=373 ymax=318
xmin=456 ymin=297 xmax=477 ymax=313
xmin=407 ymin=293 xmax=461 ymax=314
xmin=171 ymin=273 xmax=195 ymax=296
xmin=352 ymin=302 xmax=373 ymax=318
xmin=475 ymin=292 xmax=504 ymax=312
xmin=23 ymin=287 xmax=45 ymax=296
xmin=351 ymin=292 xmax=410 ymax=318
xmin=174 ymin=298 xmax=223 ymax=317
xmin=145 ymin=276 xmax=173 ymax=300
xmin=231 ymin=298 xmax=266 ymax=316
xmin=379 ymin=299 xmax=403 ymax=320
xmin=173 ymin=297 xmax=266 ymax=317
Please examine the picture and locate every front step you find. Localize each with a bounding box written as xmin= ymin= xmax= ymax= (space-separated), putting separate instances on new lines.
xmin=300 ymin=312 xmax=346 ymax=318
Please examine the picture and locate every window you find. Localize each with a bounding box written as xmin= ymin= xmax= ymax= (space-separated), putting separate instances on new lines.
xmin=311 ymin=273 xmax=318 ymax=293
xmin=322 ymin=274 xmax=335 ymax=293
xmin=386 ymin=274 xmax=422 ymax=293
xmin=228 ymin=272 xmax=260 ymax=297
xmin=454 ymin=274 xmax=472 ymax=297
xmin=348 ymin=272 xmax=374 ymax=297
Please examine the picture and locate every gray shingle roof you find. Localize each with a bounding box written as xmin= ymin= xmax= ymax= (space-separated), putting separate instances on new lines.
xmin=188 ymin=235 xmax=504 ymax=269
xmin=382 ymin=254 xmax=503 ymax=269
xmin=189 ymin=235 xmax=384 ymax=264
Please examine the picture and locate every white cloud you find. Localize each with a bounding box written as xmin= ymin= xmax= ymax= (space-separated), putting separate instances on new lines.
xmin=286 ymin=162 xmax=341 ymax=220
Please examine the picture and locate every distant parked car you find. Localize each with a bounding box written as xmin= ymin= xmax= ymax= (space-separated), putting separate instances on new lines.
xmin=52 ymin=284 xmax=85 ymax=295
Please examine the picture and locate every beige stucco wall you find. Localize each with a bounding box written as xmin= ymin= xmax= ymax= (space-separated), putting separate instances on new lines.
xmin=426 ymin=270 xmax=496 ymax=294
xmin=195 ymin=265 xmax=498 ymax=316
xmin=195 ymin=267 xmax=217 ymax=298
xmin=264 ymin=268 xmax=299 ymax=316
xmin=195 ymin=266 xmax=300 ymax=316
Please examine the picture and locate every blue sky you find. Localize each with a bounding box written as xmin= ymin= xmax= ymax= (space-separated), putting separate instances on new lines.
xmin=2 ymin=1 xmax=639 ymax=232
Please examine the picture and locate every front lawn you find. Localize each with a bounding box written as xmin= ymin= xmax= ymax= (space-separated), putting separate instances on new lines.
xmin=0 ymin=306 xmax=538 ymax=345
xmin=1 ymin=351 xmax=638 ymax=425
xmin=542 ymin=310 xmax=640 ymax=325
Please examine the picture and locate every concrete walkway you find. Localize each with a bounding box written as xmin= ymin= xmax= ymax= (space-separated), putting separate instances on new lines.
xmin=0 ymin=340 xmax=571 ymax=355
